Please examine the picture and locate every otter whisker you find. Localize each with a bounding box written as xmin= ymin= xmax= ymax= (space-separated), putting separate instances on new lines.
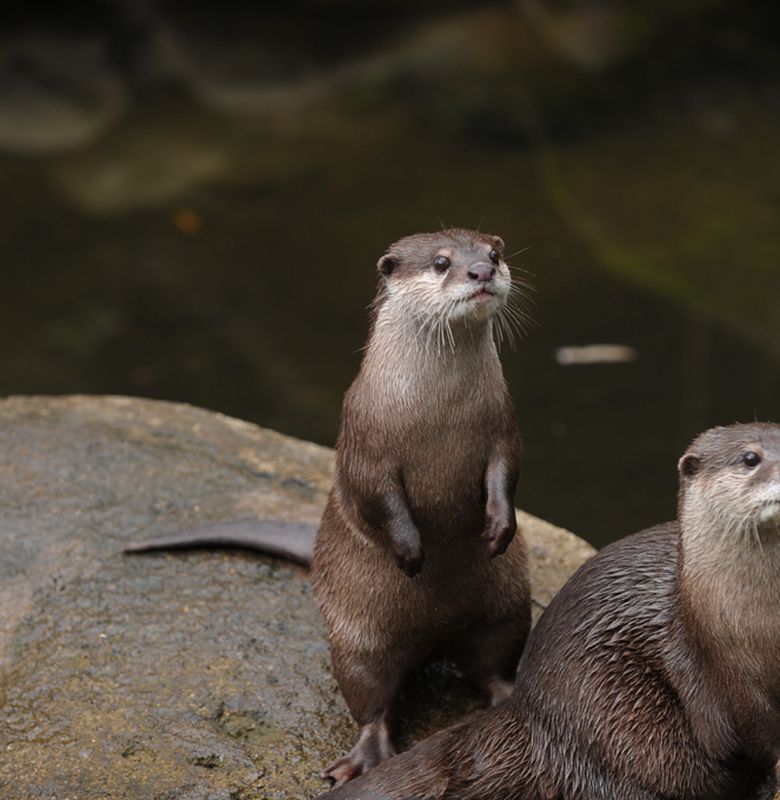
xmin=501 ymin=316 xmax=517 ymax=348
xmin=433 ymin=300 xmax=449 ymax=356
xmin=494 ymin=309 xmax=515 ymax=346
xmin=505 ymin=262 xmax=536 ymax=279
xmin=506 ymin=246 xmax=531 ymax=260
xmin=508 ymin=282 xmax=537 ymax=304
xmin=443 ymin=299 xmax=457 ymax=353
xmin=435 ymin=311 xmax=446 ymax=356
xmin=507 ymin=282 xmax=531 ymax=298
xmin=425 ymin=313 xmax=440 ymax=357
xmin=415 ymin=309 xmax=439 ymax=356
xmin=505 ymin=295 xmax=535 ymax=320
xmin=429 ymin=300 xmax=451 ymax=358
xmin=492 ymin=316 xmax=508 ymax=349
xmin=491 ymin=317 xmax=501 ymax=348
xmin=498 ymin=298 xmax=536 ymax=341
xmin=752 ymin=520 xmax=765 ymax=555
xmin=508 ymin=288 xmax=538 ymax=316
xmin=441 ymin=301 xmax=453 ymax=354
xmin=495 ymin=297 xmax=523 ymax=347
xmin=508 ymin=295 xmax=538 ymax=325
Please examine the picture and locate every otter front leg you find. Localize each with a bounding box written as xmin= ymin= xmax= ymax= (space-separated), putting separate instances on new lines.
xmin=381 ymin=490 xmax=424 ymax=576
xmin=482 ymin=442 xmax=521 ymax=557
xmin=356 ymin=484 xmax=423 ymax=577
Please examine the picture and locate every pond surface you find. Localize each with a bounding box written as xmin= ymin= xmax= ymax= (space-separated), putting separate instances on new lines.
xmin=2 ymin=1 xmax=778 ymax=547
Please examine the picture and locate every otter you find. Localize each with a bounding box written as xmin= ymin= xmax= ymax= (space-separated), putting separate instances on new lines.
xmin=314 ymin=422 xmax=780 ymax=800
xmin=125 ymin=229 xmax=532 ymax=785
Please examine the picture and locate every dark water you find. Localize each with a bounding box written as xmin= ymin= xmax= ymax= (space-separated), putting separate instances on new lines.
xmin=2 ymin=1 xmax=779 ymax=547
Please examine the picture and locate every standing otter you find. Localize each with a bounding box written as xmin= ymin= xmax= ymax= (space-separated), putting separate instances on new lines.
xmin=125 ymin=229 xmax=532 ymax=785
xmin=315 ymin=423 xmax=780 ymax=800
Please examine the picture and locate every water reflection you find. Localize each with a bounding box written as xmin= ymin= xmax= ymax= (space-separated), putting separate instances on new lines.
xmin=1 ymin=1 xmax=778 ymax=546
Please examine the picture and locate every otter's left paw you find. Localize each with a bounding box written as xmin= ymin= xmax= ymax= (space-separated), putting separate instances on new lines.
xmin=482 ymin=509 xmax=517 ymax=557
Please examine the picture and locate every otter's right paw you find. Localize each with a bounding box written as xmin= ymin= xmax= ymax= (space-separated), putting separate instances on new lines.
xmin=395 ymin=547 xmax=424 ymax=577
xmin=483 ymin=507 xmax=517 ymax=557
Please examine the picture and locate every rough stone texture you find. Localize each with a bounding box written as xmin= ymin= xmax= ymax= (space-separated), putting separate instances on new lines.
xmin=0 ymin=395 xmax=595 ymax=800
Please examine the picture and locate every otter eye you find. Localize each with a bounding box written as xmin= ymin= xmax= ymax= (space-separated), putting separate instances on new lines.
xmin=433 ymin=255 xmax=451 ymax=273
xmin=742 ymin=451 xmax=761 ymax=468
xmin=489 ymin=249 xmax=500 ymax=265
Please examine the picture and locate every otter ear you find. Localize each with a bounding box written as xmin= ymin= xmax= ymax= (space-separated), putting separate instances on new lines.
xmin=492 ymin=236 xmax=505 ymax=255
xmin=377 ymin=254 xmax=398 ymax=277
xmin=678 ymin=454 xmax=701 ymax=479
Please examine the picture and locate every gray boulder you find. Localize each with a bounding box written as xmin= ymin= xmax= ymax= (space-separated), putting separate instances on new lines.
xmin=0 ymin=395 xmax=594 ymax=799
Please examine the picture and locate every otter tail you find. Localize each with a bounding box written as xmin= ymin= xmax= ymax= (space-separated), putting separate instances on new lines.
xmin=123 ymin=519 xmax=316 ymax=566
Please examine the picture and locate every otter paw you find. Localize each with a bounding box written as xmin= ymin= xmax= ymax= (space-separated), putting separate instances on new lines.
xmin=483 ymin=512 xmax=517 ymax=557
xmin=321 ymin=726 xmax=397 ymax=786
xmin=485 ymin=676 xmax=514 ymax=705
xmin=395 ymin=548 xmax=424 ymax=577
xmin=321 ymin=754 xmax=363 ymax=787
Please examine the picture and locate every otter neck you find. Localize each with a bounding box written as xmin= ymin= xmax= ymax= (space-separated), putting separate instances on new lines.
xmin=678 ymin=492 xmax=780 ymax=685
xmin=360 ymin=303 xmax=502 ymax=411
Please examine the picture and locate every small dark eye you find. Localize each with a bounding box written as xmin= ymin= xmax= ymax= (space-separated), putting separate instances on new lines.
xmin=433 ymin=255 xmax=451 ymax=273
xmin=489 ymin=249 xmax=500 ymax=265
xmin=742 ymin=451 xmax=761 ymax=468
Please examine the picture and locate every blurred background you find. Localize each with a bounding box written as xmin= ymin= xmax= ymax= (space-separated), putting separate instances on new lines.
xmin=1 ymin=0 xmax=778 ymax=547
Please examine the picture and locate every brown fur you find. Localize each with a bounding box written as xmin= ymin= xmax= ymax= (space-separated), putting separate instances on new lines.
xmin=316 ymin=423 xmax=780 ymax=800
xmin=311 ymin=229 xmax=530 ymax=783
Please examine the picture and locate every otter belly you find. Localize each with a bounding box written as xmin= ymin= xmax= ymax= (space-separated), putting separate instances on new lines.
xmin=312 ymin=496 xmax=528 ymax=650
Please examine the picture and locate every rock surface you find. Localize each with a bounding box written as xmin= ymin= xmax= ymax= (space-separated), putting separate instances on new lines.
xmin=0 ymin=395 xmax=595 ymax=799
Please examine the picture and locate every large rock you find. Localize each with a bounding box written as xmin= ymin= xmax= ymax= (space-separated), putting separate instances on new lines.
xmin=0 ymin=396 xmax=594 ymax=799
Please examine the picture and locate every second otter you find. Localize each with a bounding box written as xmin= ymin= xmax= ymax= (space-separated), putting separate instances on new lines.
xmin=126 ymin=229 xmax=531 ymax=785
xmin=317 ymin=422 xmax=780 ymax=800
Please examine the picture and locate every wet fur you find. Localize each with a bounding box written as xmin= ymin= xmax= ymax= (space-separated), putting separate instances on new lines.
xmin=317 ymin=423 xmax=780 ymax=800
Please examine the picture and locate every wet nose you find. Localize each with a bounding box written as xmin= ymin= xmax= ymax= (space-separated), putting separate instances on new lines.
xmin=468 ymin=263 xmax=496 ymax=283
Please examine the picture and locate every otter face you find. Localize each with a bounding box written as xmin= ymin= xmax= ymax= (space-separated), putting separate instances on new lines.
xmin=376 ymin=229 xmax=514 ymax=331
xmin=679 ymin=423 xmax=780 ymax=537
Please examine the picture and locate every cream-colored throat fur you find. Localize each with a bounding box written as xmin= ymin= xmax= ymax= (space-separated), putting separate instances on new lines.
xmin=680 ymin=481 xmax=780 ymax=680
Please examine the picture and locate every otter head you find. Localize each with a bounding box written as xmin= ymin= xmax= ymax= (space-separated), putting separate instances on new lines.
xmin=678 ymin=423 xmax=780 ymax=548
xmin=375 ymin=229 xmax=515 ymax=341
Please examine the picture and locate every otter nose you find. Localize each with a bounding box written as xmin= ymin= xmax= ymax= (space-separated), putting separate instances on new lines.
xmin=468 ymin=263 xmax=496 ymax=283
